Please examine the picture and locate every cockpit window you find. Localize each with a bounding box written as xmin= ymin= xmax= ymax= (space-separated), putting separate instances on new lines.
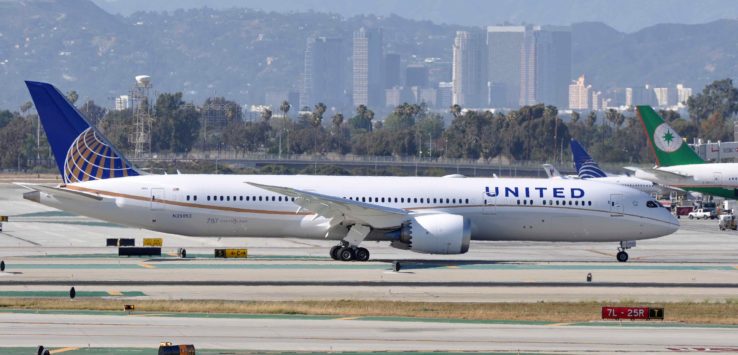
xmin=646 ymin=200 xmax=661 ymax=208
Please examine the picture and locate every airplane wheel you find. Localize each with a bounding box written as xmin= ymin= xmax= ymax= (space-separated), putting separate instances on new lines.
xmin=355 ymin=247 xmax=370 ymax=262
xmin=688 ymin=215 xmax=693 ymax=219
xmin=339 ymin=247 xmax=355 ymax=261
xmin=329 ymin=245 xmax=341 ymax=260
xmin=616 ymin=251 xmax=629 ymax=263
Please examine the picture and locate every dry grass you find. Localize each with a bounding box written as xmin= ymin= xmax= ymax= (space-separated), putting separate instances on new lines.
xmin=1 ymin=298 xmax=738 ymax=324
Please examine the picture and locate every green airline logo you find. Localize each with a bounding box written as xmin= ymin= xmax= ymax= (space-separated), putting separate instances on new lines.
xmin=653 ymin=123 xmax=682 ymax=153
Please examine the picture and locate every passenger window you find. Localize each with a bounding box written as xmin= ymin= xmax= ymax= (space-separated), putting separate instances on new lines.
xmin=259 ymin=196 xmax=263 ymax=201
xmin=186 ymin=195 xmax=190 ymax=201
xmin=194 ymin=196 xmax=197 ymax=201
xmin=465 ymin=199 xmax=469 ymax=204
xmin=240 ymin=196 xmax=243 ymax=201
xmin=227 ymin=196 xmax=230 ymax=201
xmin=646 ymin=201 xmax=659 ymax=208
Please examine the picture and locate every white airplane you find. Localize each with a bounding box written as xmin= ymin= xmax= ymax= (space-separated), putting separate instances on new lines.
xmin=18 ymin=81 xmax=678 ymax=263
xmin=570 ymin=139 xmax=662 ymax=195
xmin=626 ymin=106 xmax=738 ymax=199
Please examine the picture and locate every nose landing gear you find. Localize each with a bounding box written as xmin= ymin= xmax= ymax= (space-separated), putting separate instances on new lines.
xmin=616 ymin=240 xmax=636 ymax=262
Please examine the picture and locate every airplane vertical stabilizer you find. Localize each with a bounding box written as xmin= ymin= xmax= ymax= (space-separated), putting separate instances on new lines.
xmin=636 ymin=105 xmax=705 ymax=167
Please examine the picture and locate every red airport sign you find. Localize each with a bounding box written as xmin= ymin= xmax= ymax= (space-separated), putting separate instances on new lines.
xmin=602 ymin=306 xmax=664 ymax=320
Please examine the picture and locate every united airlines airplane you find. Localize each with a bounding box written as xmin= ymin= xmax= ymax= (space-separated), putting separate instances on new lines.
xmin=18 ymin=82 xmax=678 ymax=262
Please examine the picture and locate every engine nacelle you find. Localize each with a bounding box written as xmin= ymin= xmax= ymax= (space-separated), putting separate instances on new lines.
xmin=388 ymin=214 xmax=471 ymax=254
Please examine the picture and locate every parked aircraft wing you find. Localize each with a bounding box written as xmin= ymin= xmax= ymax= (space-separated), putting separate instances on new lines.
xmin=247 ymin=182 xmax=408 ymax=229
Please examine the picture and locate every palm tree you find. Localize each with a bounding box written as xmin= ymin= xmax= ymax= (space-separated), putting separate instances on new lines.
xmin=279 ymin=100 xmax=291 ymax=119
xmin=311 ymin=103 xmax=327 ymax=153
xmin=331 ymin=113 xmax=344 ymax=133
xmin=450 ymin=104 xmax=462 ymax=118
xmin=261 ymin=108 xmax=272 ymax=122
xmin=366 ymin=109 xmax=375 ymax=131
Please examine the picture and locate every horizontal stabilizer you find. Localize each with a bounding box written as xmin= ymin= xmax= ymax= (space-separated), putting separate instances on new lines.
xmin=14 ymin=183 xmax=103 ymax=202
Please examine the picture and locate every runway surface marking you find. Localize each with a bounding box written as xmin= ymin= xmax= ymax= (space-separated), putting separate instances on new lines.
xmin=137 ymin=263 xmax=155 ymax=269
xmin=0 ymin=349 xmax=552 ymax=355
xmin=5 ymin=262 xmax=738 ymax=271
xmin=49 ymin=347 xmax=79 ymax=354
xmin=2 ymin=309 xmax=736 ymax=329
xmin=0 ymin=291 xmax=145 ymax=297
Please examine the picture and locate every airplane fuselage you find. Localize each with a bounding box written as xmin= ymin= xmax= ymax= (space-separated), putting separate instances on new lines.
xmin=25 ymin=174 xmax=679 ymax=244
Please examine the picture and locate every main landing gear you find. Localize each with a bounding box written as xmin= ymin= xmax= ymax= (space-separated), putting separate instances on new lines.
xmin=330 ymin=242 xmax=370 ymax=262
xmin=616 ymin=240 xmax=636 ymax=263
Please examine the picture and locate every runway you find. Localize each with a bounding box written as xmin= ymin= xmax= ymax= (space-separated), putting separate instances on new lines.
xmin=1 ymin=311 xmax=737 ymax=353
xmin=2 ymin=181 xmax=738 ymax=352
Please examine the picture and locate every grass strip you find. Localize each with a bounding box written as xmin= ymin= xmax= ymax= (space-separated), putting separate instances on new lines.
xmin=1 ymin=298 xmax=737 ymax=325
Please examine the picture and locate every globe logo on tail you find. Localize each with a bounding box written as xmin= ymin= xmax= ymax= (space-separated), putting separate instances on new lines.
xmin=653 ymin=123 xmax=682 ymax=153
xmin=62 ymin=128 xmax=135 ymax=183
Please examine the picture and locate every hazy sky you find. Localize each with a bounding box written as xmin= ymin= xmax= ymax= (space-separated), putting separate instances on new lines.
xmin=92 ymin=0 xmax=738 ymax=32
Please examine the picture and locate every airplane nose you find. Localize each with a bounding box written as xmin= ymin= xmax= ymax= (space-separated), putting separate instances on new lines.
xmin=661 ymin=210 xmax=680 ymax=235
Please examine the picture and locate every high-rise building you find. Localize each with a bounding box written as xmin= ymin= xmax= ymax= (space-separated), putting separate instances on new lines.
xmin=406 ymin=65 xmax=429 ymax=88
xmin=629 ymin=85 xmax=656 ymax=106
xmin=114 ymin=95 xmax=129 ymax=111
xmin=438 ymin=82 xmax=453 ymax=109
xmin=301 ymin=36 xmax=344 ymax=110
xmin=520 ymin=25 xmax=571 ymax=108
xmin=568 ymin=75 xmax=590 ymax=110
xmin=676 ymin=84 xmax=693 ymax=105
xmin=384 ymin=53 xmax=401 ymax=89
xmin=353 ymin=27 xmax=384 ymax=108
xmin=452 ymin=31 xmax=487 ymax=107
xmin=653 ymin=87 xmax=670 ymax=107
xmin=591 ymin=91 xmax=601 ymax=111
xmin=486 ymin=26 xmax=525 ymax=108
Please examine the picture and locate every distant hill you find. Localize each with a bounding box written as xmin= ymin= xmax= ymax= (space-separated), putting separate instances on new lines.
xmin=2 ymin=0 xmax=738 ymax=109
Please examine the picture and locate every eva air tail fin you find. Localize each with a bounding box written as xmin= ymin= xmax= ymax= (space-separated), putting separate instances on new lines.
xmin=25 ymin=81 xmax=140 ymax=183
xmin=636 ymin=105 xmax=705 ymax=167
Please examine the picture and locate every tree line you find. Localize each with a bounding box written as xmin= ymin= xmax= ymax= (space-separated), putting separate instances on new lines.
xmin=1 ymin=78 xmax=737 ymax=172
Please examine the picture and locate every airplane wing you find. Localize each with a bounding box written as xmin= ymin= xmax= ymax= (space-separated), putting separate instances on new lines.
xmin=246 ymin=182 xmax=408 ymax=229
xmin=623 ymin=167 xmax=693 ymax=180
xmin=14 ymin=183 xmax=104 ymax=202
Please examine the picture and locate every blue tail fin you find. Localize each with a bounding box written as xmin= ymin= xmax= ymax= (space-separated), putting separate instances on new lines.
xmin=25 ymin=81 xmax=139 ymax=183
xmin=570 ymin=139 xmax=607 ymax=179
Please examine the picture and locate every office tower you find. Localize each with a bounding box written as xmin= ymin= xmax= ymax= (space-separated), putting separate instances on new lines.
xmin=438 ymin=82 xmax=453 ymax=109
xmin=353 ymin=27 xmax=384 ymax=108
xmin=301 ymin=36 xmax=344 ymax=110
xmin=452 ymin=31 xmax=487 ymax=107
xmin=591 ymin=91 xmax=601 ymax=111
xmin=653 ymin=87 xmax=670 ymax=107
xmin=406 ymin=65 xmax=429 ymax=88
xmin=519 ymin=25 xmax=572 ymax=108
xmin=568 ymin=75 xmax=590 ymax=110
xmin=114 ymin=95 xmax=129 ymax=111
xmin=384 ymin=53 xmax=401 ymax=89
xmin=629 ymin=85 xmax=656 ymax=106
xmin=676 ymin=84 xmax=693 ymax=105
xmin=486 ymin=26 xmax=525 ymax=108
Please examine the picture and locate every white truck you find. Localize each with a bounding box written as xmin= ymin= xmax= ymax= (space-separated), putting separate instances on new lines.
xmin=688 ymin=208 xmax=716 ymax=220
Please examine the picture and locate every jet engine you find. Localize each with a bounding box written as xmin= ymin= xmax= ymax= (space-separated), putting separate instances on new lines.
xmin=387 ymin=214 xmax=471 ymax=254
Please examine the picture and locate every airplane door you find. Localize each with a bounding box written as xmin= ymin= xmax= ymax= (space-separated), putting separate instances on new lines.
xmin=713 ymin=172 xmax=723 ymax=185
xmin=609 ymin=194 xmax=623 ymax=216
xmin=150 ymin=188 xmax=165 ymax=211
xmin=483 ymin=195 xmax=496 ymax=215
